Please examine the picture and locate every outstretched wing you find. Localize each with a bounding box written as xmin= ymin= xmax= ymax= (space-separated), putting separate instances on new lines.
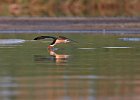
xmin=34 ymin=36 xmax=57 ymax=40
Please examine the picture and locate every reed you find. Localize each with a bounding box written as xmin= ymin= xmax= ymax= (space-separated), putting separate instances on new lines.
xmin=0 ymin=0 xmax=139 ymax=16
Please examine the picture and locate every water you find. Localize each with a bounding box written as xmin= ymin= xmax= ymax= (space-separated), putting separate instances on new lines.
xmin=0 ymin=33 xmax=140 ymax=100
xmin=1 ymin=29 xmax=140 ymax=34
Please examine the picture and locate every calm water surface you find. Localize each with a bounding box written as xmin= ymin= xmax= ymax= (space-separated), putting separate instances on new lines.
xmin=0 ymin=33 xmax=140 ymax=100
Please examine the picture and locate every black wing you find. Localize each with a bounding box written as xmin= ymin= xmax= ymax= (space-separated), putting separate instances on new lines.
xmin=34 ymin=36 xmax=57 ymax=40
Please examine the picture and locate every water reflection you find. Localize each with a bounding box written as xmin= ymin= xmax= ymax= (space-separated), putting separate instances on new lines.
xmin=31 ymin=49 xmax=96 ymax=100
xmin=0 ymin=76 xmax=18 ymax=100
xmin=0 ymin=34 xmax=140 ymax=100
xmin=34 ymin=48 xmax=70 ymax=65
xmin=49 ymin=49 xmax=70 ymax=65
xmin=1 ymin=75 xmax=140 ymax=100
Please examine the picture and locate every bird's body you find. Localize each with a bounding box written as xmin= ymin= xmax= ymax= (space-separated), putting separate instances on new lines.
xmin=34 ymin=36 xmax=74 ymax=49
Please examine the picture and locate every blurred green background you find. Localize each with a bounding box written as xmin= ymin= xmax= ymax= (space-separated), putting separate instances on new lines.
xmin=0 ymin=0 xmax=139 ymax=17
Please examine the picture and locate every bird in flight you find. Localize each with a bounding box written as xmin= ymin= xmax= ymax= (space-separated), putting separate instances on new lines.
xmin=34 ymin=36 xmax=76 ymax=49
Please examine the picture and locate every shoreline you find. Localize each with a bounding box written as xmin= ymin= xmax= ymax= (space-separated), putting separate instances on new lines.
xmin=0 ymin=17 xmax=139 ymax=34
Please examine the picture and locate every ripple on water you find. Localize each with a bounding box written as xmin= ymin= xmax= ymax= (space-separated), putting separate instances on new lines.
xmin=78 ymin=48 xmax=96 ymax=50
xmin=119 ymin=38 xmax=140 ymax=42
xmin=103 ymin=47 xmax=132 ymax=49
xmin=0 ymin=39 xmax=25 ymax=45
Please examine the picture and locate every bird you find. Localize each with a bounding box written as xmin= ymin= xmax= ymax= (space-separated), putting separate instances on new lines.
xmin=34 ymin=36 xmax=76 ymax=49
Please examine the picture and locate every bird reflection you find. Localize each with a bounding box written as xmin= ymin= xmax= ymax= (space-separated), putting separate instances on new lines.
xmin=34 ymin=48 xmax=70 ymax=65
